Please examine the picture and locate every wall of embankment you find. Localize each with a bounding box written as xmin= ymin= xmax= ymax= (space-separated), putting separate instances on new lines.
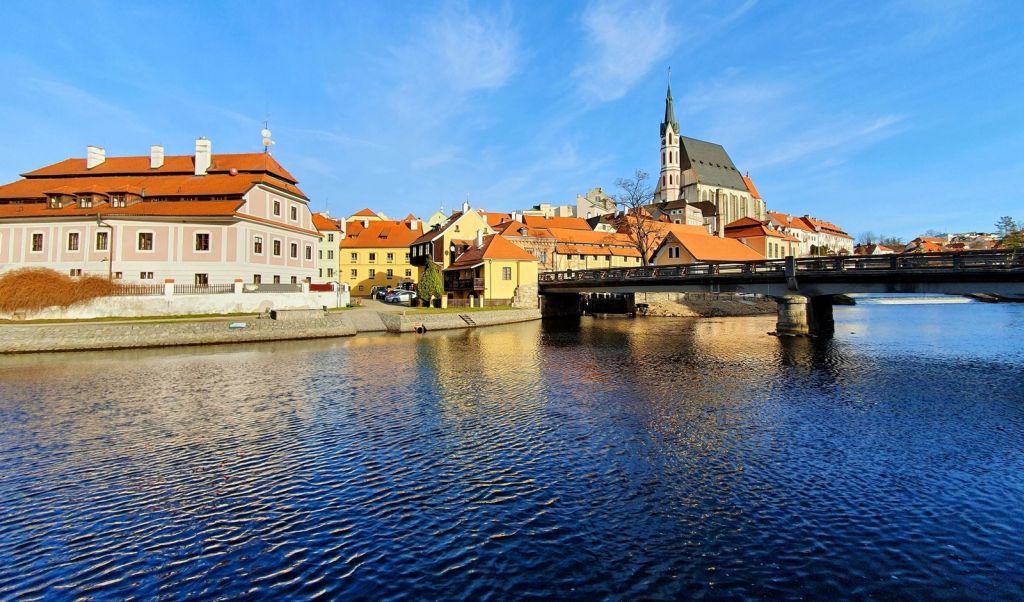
xmin=0 ymin=309 xmax=542 ymax=353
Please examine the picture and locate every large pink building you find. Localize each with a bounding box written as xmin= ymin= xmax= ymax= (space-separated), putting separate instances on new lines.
xmin=0 ymin=139 xmax=319 ymax=285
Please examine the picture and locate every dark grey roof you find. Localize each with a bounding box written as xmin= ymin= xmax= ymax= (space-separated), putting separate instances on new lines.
xmin=679 ymin=136 xmax=747 ymax=191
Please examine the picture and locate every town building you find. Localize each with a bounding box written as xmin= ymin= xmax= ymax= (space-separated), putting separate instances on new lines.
xmin=312 ymin=212 xmax=342 ymax=282
xmin=340 ymin=213 xmax=423 ymax=296
xmin=575 ymin=187 xmax=617 ymax=219
xmin=854 ymin=243 xmax=897 ymax=256
xmin=654 ymin=83 xmax=767 ymax=232
xmin=443 ymin=232 xmax=539 ymax=306
xmin=724 ymin=217 xmax=800 ymax=259
xmin=0 ymin=139 xmax=318 ymax=284
xmin=650 ymin=223 xmax=765 ymax=265
xmin=409 ymin=203 xmax=494 ymax=271
xmin=767 ymin=212 xmax=854 ymax=256
xmin=494 ymin=220 xmax=557 ymax=271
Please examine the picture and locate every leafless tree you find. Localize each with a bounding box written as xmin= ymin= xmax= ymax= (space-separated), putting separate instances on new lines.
xmin=857 ymin=231 xmax=877 ymax=245
xmin=611 ymin=169 xmax=661 ymax=266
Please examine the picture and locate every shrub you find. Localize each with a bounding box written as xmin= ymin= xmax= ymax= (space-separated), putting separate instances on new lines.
xmin=0 ymin=268 xmax=119 ymax=315
xmin=418 ymin=261 xmax=444 ymax=306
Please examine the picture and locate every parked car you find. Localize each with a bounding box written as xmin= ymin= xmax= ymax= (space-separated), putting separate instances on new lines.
xmin=370 ymin=286 xmax=390 ymax=300
xmin=385 ymin=289 xmax=417 ymax=304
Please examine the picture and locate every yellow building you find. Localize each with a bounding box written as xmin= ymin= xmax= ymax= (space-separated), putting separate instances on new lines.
xmin=443 ymin=233 xmax=539 ymax=307
xmin=409 ymin=203 xmax=494 ymax=272
xmin=341 ymin=214 xmax=423 ymax=296
xmin=724 ymin=217 xmax=800 ymax=259
xmin=312 ymin=212 xmax=343 ymax=282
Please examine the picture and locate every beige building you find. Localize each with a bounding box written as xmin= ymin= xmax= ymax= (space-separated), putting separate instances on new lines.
xmin=724 ymin=217 xmax=800 ymax=259
xmin=650 ymin=223 xmax=765 ymax=265
xmin=409 ymin=203 xmax=494 ymax=272
xmin=341 ymin=214 xmax=423 ymax=296
xmin=443 ymin=232 xmax=539 ymax=306
xmin=312 ymin=212 xmax=342 ymax=282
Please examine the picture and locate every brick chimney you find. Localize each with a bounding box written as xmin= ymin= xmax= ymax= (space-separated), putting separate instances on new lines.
xmin=194 ymin=137 xmax=211 ymax=175
xmin=86 ymin=146 xmax=105 ymax=169
xmin=150 ymin=145 xmax=164 ymax=169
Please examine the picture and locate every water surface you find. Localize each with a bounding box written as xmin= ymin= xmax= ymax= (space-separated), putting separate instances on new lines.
xmin=1 ymin=302 xmax=1022 ymax=599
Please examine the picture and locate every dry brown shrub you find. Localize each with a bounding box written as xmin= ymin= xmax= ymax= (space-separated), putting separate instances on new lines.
xmin=0 ymin=268 xmax=120 ymax=314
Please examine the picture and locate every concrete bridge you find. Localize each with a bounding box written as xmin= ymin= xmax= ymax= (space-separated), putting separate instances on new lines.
xmin=538 ymin=250 xmax=1024 ymax=336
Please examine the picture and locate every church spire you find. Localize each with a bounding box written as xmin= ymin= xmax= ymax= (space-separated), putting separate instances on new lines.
xmin=661 ymin=68 xmax=678 ymax=136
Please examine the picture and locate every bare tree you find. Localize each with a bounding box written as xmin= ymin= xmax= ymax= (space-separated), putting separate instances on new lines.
xmin=611 ymin=169 xmax=661 ymax=266
xmin=879 ymin=235 xmax=905 ymax=249
xmin=857 ymin=231 xmax=877 ymax=245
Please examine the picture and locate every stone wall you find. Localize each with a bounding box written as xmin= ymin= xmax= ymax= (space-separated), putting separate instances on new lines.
xmin=0 ymin=314 xmax=358 ymax=353
xmin=379 ymin=309 xmax=541 ymax=333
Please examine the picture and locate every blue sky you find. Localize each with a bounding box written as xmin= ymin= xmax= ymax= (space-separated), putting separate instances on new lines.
xmin=1 ymin=0 xmax=1022 ymax=239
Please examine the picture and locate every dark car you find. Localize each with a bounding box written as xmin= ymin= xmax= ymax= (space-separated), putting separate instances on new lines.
xmin=370 ymin=286 xmax=391 ymax=299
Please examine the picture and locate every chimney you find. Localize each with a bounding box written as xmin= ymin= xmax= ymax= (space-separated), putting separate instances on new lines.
xmin=462 ymin=201 xmax=470 ymax=214
xmin=150 ymin=145 xmax=164 ymax=169
xmin=408 ymin=218 xmax=419 ymax=231
xmin=86 ymin=146 xmax=105 ymax=169
xmin=194 ymin=137 xmax=212 ymax=175
xmin=475 ymin=229 xmax=484 ymax=249
xmin=362 ymin=219 xmax=369 ymax=228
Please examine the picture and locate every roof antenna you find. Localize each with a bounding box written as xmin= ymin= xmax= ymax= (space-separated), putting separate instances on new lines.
xmin=261 ymin=121 xmax=274 ymax=154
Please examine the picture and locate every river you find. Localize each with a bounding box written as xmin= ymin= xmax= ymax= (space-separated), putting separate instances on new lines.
xmin=1 ymin=300 xmax=1023 ymax=599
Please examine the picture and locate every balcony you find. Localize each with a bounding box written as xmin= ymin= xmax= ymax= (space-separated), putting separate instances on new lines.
xmin=445 ymin=277 xmax=484 ymax=291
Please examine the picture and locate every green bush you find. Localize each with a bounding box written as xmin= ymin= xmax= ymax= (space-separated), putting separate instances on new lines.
xmin=418 ymin=261 xmax=444 ymax=307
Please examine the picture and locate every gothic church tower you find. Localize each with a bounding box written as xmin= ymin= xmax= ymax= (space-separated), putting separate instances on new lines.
xmin=659 ymin=82 xmax=681 ymax=202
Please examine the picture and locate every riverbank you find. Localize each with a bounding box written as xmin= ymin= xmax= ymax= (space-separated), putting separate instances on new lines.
xmin=0 ymin=307 xmax=542 ymax=354
xmin=636 ymin=292 xmax=777 ymax=317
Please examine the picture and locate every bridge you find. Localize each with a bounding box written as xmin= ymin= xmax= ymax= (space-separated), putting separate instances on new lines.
xmin=538 ymin=250 xmax=1024 ymax=336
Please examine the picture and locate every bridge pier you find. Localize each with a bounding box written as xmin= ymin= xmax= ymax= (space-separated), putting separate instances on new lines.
xmin=539 ymin=293 xmax=581 ymax=318
xmin=774 ymin=294 xmax=835 ymax=337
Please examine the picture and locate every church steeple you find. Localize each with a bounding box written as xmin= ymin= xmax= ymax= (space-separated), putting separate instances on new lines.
xmin=661 ymin=81 xmax=679 ymax=137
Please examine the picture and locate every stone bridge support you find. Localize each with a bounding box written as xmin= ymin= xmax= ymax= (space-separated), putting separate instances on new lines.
xmin=775 ymin=294 xmax=835 ymax=337
xmin=540 ymin=293 xmax=581 ymax=318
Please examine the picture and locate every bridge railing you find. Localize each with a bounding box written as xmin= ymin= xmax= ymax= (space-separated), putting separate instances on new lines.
xmin=539 ymin=250 xmax=1022 ymax=284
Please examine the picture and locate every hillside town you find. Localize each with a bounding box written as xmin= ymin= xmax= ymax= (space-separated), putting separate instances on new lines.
xmin=0 ymin=87 xmax=1018 ymax=309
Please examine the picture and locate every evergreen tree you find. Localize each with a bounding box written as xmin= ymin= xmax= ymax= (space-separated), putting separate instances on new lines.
xmin=418 ymin=261 xmax=444 ymax=307
xmin=995 ymin=216 xmax=1023 ymax=250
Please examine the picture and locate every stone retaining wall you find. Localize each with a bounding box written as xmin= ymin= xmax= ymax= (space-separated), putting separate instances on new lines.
xmin=379 ymin=309 xmax=542 ymax=333
xmin=0 ymin=314 xmax=358 ymax=353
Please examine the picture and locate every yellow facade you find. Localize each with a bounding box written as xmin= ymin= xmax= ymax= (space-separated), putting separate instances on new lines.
xmin=410 ymin=210 xmax=494 ymax=272
xmin=445 ymin=258 xmax=538 ymax=302
xmin=342 ymin=247 xmax=416 ymax=296
xmin=552 ymin=252 xmax=642 ymax=271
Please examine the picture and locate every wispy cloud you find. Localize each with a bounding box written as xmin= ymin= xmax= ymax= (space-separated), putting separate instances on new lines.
xmin=743 ymin=114 xmax=907 ymax=170
xmin=573 ymin=0 xmax=675 ymax=103
xmin=24 ymin=78 xmax=152 ymax=135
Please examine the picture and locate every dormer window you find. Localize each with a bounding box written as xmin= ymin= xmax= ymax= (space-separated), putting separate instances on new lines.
xmin=47 ymin=196 xmax=63 ymax=209
xmin=110 ymin=194 xmax=126 ymax=208
xmin=78 ymin=195 xmax=93 ymax=208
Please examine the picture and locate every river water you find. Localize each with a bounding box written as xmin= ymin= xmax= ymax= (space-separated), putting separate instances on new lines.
xmin=1 ymin=300 xmax=1023 ymax=600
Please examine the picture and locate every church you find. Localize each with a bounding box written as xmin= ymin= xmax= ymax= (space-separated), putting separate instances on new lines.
xmin=653 ymin=83 xmax=767 ymax=234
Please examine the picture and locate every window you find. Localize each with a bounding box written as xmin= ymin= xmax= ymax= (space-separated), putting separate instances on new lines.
xmin=138 ymin=232 xmax=154 ymax=251
xmin=386 ymin=269 xmax=393 ymax=279
xmin=290 ymin=206 xmax=298 ymax=221
xmin=327 ymin=268 xmax=334 ymax=277
xmin=305 ymin=246 xmax=313 ymax=260
xmin=327 ymin=250 xmax=334 ymax=260
xmin=254 ymin=236 xmax=264 ymax=254
xmin=290 ymin=242 xmax=298 ymax=258
xmin=502 ymin=267 xmax=512 ymax=280
xmin=110 ymin=194 xmax=126 ymax=208
xmin=358 ymin=285 xmax=364 ymax=291
xmin=95 ymin=231 xmax=109 ymax=251
xmin=272 ymin=200 xmax=281 ymax=216
xmin=195 ymin=233 xmax=210 ymax=251
xmin=31 ymin=233 xmax=43 ymax=252
xmin=78 ymin=196 xmax=93 ymax=209
xmin=539 ymin=251 xmax=547 ymax=263
xmin=290 ymin=276 xmax=298 ymax=284
xmin=48 ymin=196 xmax=63 ymax=209
xmin=368 ymin=252 xmax=376 ymax=262
xmin=69 ymin=269 xmax=82 ymax=277
xmin=140 ymin=272 xmax=154 ymax=279
xmin=319 ymin=250 xmax=323 ymax=260
xmin=405 ymin=252 xmax=410 ymax=261
xmin=67 ymin=232 xmax=80 ymax=251
xmin=113 ymin=272 xmax=123 ymax=280
xmin=327 ymin=233 xmax=334 ymax=242
xmin=668 ymin=247 xmax=680 ymax=259
xmin=253 ymin=274 xmax=262 ymax=284
xmin=273 ymin=240 xmax=282 ymax=256
xmin=273 ymin=275 xmax=281 ymax=284
xmin=386 ymin=252 xmax=394 ymax=262
xmin=319 ymin=268 xmax=323 ymax=277
xmin=350 ymin=269 xmax=358 ymax=278
xmin=405 ymin=269 xmax=412 ymax=277
xmin=194 ymin=273 xmax=209 ymax=286
xmin=369 ymin=269 xmax=376 ymax=278
xmin=350 ymin=252 xmax=358 ymax=262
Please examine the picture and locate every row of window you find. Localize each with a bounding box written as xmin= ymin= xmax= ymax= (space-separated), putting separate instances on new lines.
xmin=344 ymin=251 xmax=411 ymax=263
xmin=348 ymin=268 xmax=414 ymax=279
xmin=251 ymin=236 xmax=313 ymax=260
xmin=27 ymin=231 xmax=314 ymax=261
xmin=271 ymin=199 xmax=301 ymax=223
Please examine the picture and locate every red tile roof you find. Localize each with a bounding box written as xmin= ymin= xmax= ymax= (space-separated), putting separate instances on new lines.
xmin=724 ymin=217 xmax=799 ymax=242
xmin=478 ymin=210 xmax=512 ymax=227
xmin=497 ymin=220 xmax=554 ymax=238
xmin=666 ymin=230 xmax=765 ymax=262
xmin=0 ymin=199 xmax=243 ymax=219
xmin=446 ymin=234 xmax=539 ymax=269
xmin=340 ymin=218 xmax=423 ymax=248
xmin=20 ymin=152 xmax=298 ymax=183
xmin=523 ymin=215 xmax=593 ymax=230
xmin=312 ymin=212 xmax=342 ymax=232
xmin=741 ymin=173 xmax=761 ymax=199
xmin=351 ymin=208 xmax=377 ymax=217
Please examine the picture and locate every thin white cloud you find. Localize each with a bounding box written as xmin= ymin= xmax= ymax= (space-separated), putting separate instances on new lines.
xmin=744 ymin=114 xmax=907 ymax=170
xmin=573 ymin=0 xmax=675 ymax=103
xmin=24 ymin=78 xmax=151 ymax=135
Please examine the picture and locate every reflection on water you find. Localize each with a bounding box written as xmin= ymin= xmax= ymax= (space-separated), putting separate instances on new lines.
xmin=1 ymin=303 xmax=1023 ymax=599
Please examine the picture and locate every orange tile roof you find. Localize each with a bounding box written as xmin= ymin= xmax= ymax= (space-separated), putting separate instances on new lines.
xmin=446 ymin=234 xmax=538 ymax=269
xmin=340 ymin=218 xmax=423 ymax=248
xmin=802 ymin=215 xmax=851 ymax=238
xmin=523 ymin=215 xmax=592 ymax=230
xmin=664 ymin=230 xmax=765 ymax=262
xmin=497 ymin=220 xmax=555 ymax=238
xmin=20 ymin=152 xmax=298 ymax=183
xmin=555 ymin=244 xmax=611 ymax=256
xmin=312 ymin=212 xmax=342 ymax=232
xmin=0 ymin=199 xmax=244 ymax=219
xmin=351 ymin=208 xmax=377 ymax=217
xmin=478 ymin=210 xmax=512 ymax=227
xmin=0 ymin=172 xmax=305 ymax=201
xmin=724 ymin=217 xmax=799 ymax=242
xmin=741 ymin=173 xmax=761 ymax=199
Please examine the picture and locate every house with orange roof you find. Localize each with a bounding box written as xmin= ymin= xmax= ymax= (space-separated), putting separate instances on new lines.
xmin=495 ymin=220 xmax=557 ymax=271
xmin=442 ymin=232 xmax=538 ymax=307
xmin=340 ymin=213 xmax=423 ymax=295
xmin=854 ymin=243 xmax=897 ymax=256
xmin=650 ymin=224 xmax=765 ymax=265
xmin=312 ymin=212 xmax=343 ymax=282
xmin=0 ymin=139 xmax=319 ymax=285
xmin=409 ymin=202 xmax=493 ymax=272
xmin=348 ymin=207 xmax=385 ymax=222
xmin=767 ymin=211 xmax=854 ymax=256
xmin=724 ymin=217 xmax=800 ymax=259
